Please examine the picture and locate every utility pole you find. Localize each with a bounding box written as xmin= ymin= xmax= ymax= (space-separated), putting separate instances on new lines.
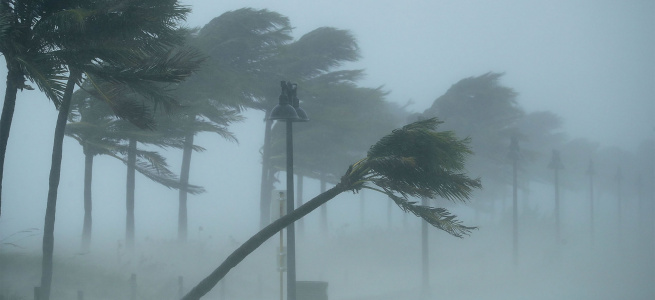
xmin=421 ymin=197 xmax=430 ymax=298
xmin=549 ymin=150 xmax=564 ymax=245
xmin=586 ymin=160 xmax=595 ymax=245
xmin=508 ymin=136 xmax=520 ymax=266
xmin=616 ymin=167 xmax=623 ymax=242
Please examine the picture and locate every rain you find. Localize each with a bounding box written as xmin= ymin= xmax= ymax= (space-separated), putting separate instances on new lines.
xmin=1 ymin=1 xmax=653 ymax=300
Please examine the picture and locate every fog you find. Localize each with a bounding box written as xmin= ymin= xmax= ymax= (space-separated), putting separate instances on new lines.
xmin=1 ymin=1 xmax=654 ymax=300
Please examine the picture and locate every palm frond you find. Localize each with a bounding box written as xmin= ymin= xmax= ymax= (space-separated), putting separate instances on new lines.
xmin=339 ymin=117 xmax=482 ymax=237
xmin=386 ymin=193 xmax=476 ymax=238
xmin=15 ymin=54 xmax=67 ymax=106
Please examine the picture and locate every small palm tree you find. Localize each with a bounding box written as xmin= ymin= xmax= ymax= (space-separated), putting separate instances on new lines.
xmin=182 ymin=118 xmax=482 ymax=300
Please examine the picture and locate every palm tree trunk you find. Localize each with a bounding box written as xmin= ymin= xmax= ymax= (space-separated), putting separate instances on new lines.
xmin=259 ymin=113 xmax=273 ymax=228
xmin=0 ymin=66 xmax=23 ymax=218
xmin=182 ymin=183 xmax=346 ymax=300
xmin=178 ymin=133 xmax=194 ymax=242
xmin=40 ymin=70 xmax=79 ymax=300
xmin=81 ymin=150 xmax=93 ymax=251
xmin=126 ymin=137 xmax=137 ymax=251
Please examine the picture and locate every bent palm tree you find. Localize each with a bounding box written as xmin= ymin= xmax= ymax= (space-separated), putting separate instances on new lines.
xmin=39 ymin=2 xmax=201 ymax=299
xmin=66 ymin=89 xmax=205 ymax=250
xmin=182 ymin=118 xmax=482 ymax=300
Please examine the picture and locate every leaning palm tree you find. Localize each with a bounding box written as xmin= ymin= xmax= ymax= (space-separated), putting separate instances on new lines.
xmin=0 ymin=0 xmax=68 ymax=217
xmin=38 ymin=2 xmax=201 ymax=299
xmin=182 ymin=118 xmax=482 ymax=300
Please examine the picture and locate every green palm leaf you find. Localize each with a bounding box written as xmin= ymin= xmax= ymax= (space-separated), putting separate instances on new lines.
xmin=343 ymin=118 xmax=482 ymax=237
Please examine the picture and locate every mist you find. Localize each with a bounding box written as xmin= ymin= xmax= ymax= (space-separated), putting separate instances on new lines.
xmin=1 ymin=1 xmax=654 ymax=300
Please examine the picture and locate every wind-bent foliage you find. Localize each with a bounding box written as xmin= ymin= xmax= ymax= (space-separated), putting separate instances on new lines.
xmin=182 ymin=118 xmax=481 ymax=300
xmin=258 ymin=26 xmax=362 ymax=227
xmin=66 ymin=92 xmax=207 ymax=238
xmin=34 ymin=2 xmax=201 ymax=300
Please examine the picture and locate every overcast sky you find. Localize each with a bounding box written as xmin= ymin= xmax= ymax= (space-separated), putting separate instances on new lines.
xmin=183 ymin=0 xmax=654 ymax=149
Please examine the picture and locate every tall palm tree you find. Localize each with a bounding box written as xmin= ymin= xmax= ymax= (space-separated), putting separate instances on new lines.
xmin=164 ymin=8 xmax=289 ymax=241
xmin=166 ymin=104 xmax=242 ymax=242
xmin=66 ymin=88 xmax=205 ymax=250
xmin=37 ymin=1 xmax=201 ymax=299
xmin=258 ymin=27 xmax=361 ymax=228
xmin=0 ymin=0 xmax=68 ymax=217
xmin=182 ymin=118 xmax=482 ymax=300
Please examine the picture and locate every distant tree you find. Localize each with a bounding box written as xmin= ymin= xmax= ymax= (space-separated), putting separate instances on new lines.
xmin=66 ymin=88 xmax=205 ymax=250
xmin=161 ymin=103 xmax=242 ymax=242
xmin=182 ymin=118 xmax=481 ymax=300
xmin=165 ymin=9 xmax=287 ymax=241
xmin=515 ymin=111 xmax=567 ymax=184
xmin=423 ymin=72 xmax=523 ymax=179
xmin=258 ymin=27 xmax=361 ymax=228
xmin=422 ymin=72 xmax=523 ymax=218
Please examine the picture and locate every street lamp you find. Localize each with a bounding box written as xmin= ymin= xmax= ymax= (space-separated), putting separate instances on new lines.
xmin=548 ymin=150 xmax=564 ymax=245
xmin=269 ymin=81 xmax=308 ymax=300
xmin=508 ymin=135 xmax=520 ymax=266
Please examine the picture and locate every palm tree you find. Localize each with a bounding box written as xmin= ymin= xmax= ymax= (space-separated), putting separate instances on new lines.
xmin=155 ymin=8 xmax=294 ymax=233
xmin=258 ymin=27 xmax=361 ymax=228
xmin=165 ymin=9 xmax=289 ymax=241
xmin=66 ymin=88 xmax=205 ymax=250
xmin=423 ymin=72 xmax=523 ymax=220
xmin=0 ymin=0 xmax=68 ymax=217
xmin=182 ymin=118 xmax=482 ymax=300
xmin=37 ymin=1 xmax=201 ymax=299
xmin=169 ymin=107 xmax=242 ymax=242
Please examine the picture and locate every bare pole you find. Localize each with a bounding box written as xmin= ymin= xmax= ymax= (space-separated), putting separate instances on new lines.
xmin=508 ymin=136 xmax=520 ymax=266
xmin=587 ymin=160 xmax=595 ymax=245
xmin=616 ymin=167 xmax=623 ymax=242
xmin=421 ymin=197 xmax=430 ymax=297
xmin=549 ymin=150 xmax=564 ymax=245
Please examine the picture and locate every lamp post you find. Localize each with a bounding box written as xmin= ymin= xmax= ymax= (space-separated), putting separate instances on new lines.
xmin=549 ymin=150 xmax=564 ymax=245
xmin=421 ymin=196 xmax=429 ymax=298
xmin=508 ymin=136 xmax=520 ymax=266
xmin=269 ymin=81 xmax=308 ymax=300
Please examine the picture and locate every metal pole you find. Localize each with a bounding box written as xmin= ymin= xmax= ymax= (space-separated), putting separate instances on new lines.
xmin=421 ymin=197 xmax=429 ymax=297
xmin=280 ymin=196 xmax=285 ymax=300
xmin=617 ymin=167 xmax=622 ymax=242
xmin=555 ymin=167 xmax=560 ymax=244
xmin=512 ymin=155 xmax=518 ymax=265
xmin=286 ymin=120 xmax=296 ymax=300
xmin=587 ymin=161 xmax=595 ymax=245
xmin=508 ymin=136 xmax=520 ymax=265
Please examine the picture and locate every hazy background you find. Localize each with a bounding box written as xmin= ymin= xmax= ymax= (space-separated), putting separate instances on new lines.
xmin=1 ymin=1 xmax=653 ymax=299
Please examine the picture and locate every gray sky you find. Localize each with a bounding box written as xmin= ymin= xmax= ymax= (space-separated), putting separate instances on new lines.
xmin=184 ymin=0 xmax=654 ymax=149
